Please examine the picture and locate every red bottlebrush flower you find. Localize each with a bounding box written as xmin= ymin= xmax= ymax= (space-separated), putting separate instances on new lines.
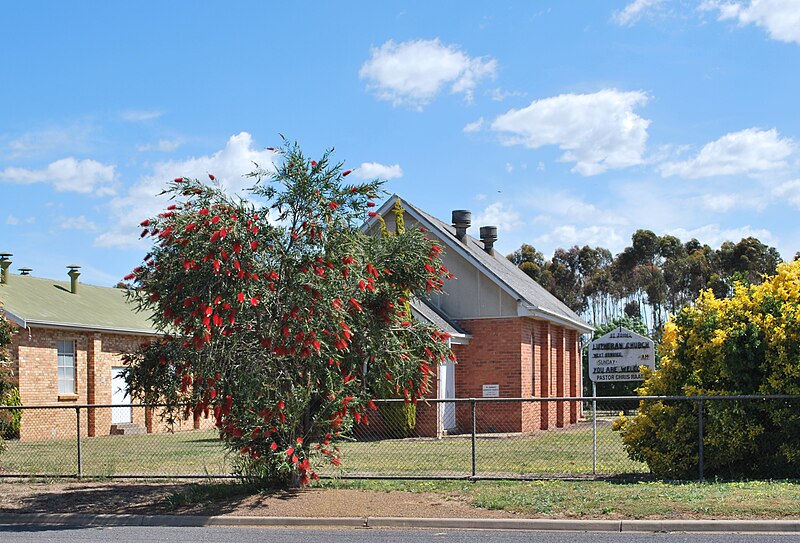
xmin=278 ymin=400 xmax=285 ymax=410
xmin=174 ymin=177 xmax=183 ymax=182
xmin=213 ymin=260 xmax=221 ymax=273
xmin=348 ymin=297 xmax=362 ymax=312
xmin=208 ymin=173 xmax=215 ymax=181
xmin=366 ymin=201 xmax=376 ymax=207
xmin=123 ymin=273 xmax=135 ymax=281
xmin=140 ymin=229 xmax=148 ymax=238
xmin=332 ymin=298 xmax=342 ymax=310
xmin=342 ymin=170 xmax=352 ymax=177
xmin=296 ymin=437 xmax=304 ymax=445
xmin=286 ymin=447 xmax=294 ymax=456
xmin=270 ymin=442 xmax=278 ymax=451
xmin=167 ymin=204 xmax=177 ymax=210
xmin=331 ymin=456 xmax=341 ymax=466
xmin=210 ymin=231 xmax=221 ymax=243
xmin=335 ymin=338 xmax=348 ymax=350
xmin=250 ymin=241 xmax=259 ymax=251
xmin=199 ymin=208 xmax=209 ymax=216
xmin=237 ymin=292 xmax=245 ymax=303
xmin=354 ymin=412 xmax=361 ymax=424
xmin=211 ymin=216 xmax=221 ymax=225
xmin=233 ymin=242 xmax=242 ymax=254
xmin=250 ymin=297 xmax=259 ymax=306
xmin=266 ymin=147 xmax=276 ymax=151
xmin=368 ymin=211 xmax=377 ymax=218
xmin=329 ymin=201 xmax=339 ymax=210
xmin=292 ymin=454 xmax=299 ymax=464
xmin=311 ymin=160 xmax=317 ymax=166
xmin=139 ymin=219 xmax=151 ymax=227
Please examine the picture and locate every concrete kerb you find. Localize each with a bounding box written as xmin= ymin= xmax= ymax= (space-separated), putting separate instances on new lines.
xmin=1 ymin=513 xmax=800 ymax=533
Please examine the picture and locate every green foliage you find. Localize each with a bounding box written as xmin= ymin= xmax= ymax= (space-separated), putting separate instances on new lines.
xmin=0 ymin=387 xmax=22 ymax=439
xmin=123 ymin=140 xmax=455 ymax=487
xmin=379 ymin=402 xmax=417 ymax=438
xmin=615 ymin=261 xmax=800 ymax=479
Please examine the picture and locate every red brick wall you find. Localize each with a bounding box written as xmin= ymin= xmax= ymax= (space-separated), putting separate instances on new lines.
xmin=9 ymin=326 xmax=212 ymax=440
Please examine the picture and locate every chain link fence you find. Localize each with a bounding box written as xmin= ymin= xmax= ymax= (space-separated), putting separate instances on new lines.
xmin=1 ymin=396 xmax=798 ymax=480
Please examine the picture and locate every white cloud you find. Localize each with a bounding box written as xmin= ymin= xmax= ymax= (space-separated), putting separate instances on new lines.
xmin=505 ymin=163 xmax=513 ymax=173
xmin=121 ymin=110 xmax=163 ymax=122
xmin=490 ymin=89 xmax=651 ymax=176
xmin=463 ymin=117 xmax=486 ymax=133
xmin=3 ymin=123 xmax=96 ymax=159
xmin=489 ymin=88 xmax=526 ymax=102
xmin=137 ymin=139 xmax=183 ymax=152
xmin=535 ymin=225 xmax=627 ymax=250
xmin=0 ymin=157 xmax=117 ymax=195
xmin=660 ymin=128 xmax=794 ymax=178
xmin=528 ymin=192 xmax=629 ymax=226
xmin=612 ymin=0 xmax=666 ymax=25
xmin=668 ymin=224 xmax=776 ymax=247
xmin=352 ymin=162 xmax=403 ymax=181
xmin=5 ymin=215 xmax=19 ymax=225
xmin=359 ymin=38 xmax=497 ymax=110
xmin=695 ymin=192 xmax=768 ymax=212
xmin=95 ymin=132 xmax=278 ymax=249
xmin=60 ymin=215 xmax=98 ymax=232
xmin=772 ymin=179 xmax=800 ymax=207
xmin=471 ymin=202 xmax=524 ymax=233
xmin=701 ymin=0 xmax=800 ymax=44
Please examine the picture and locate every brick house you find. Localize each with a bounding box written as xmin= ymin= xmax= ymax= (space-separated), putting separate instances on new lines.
xmin=366 ymin=196 xmax=594 ymax=436
xmin=0 ymin=257 xmax=170 ymax=440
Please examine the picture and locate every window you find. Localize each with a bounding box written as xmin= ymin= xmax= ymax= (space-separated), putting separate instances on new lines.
xmin=57 ymin=340 xmax=76 ymax=395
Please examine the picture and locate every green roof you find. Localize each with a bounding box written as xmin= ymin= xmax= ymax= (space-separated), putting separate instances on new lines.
xmin=0 ymin=275 xmax=157 ymax=335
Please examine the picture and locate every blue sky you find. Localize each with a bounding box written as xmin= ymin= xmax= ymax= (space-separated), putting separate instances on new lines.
xmin=2 ymin=1 xmax=799 ymax=286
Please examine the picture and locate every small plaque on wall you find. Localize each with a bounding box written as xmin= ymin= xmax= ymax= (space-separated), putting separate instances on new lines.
xmin=482 ymin=384 xmax=500 ymax=398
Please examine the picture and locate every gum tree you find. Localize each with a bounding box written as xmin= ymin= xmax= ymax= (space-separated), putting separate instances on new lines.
xmin=123 ymin=142 xmax=454 ymax=486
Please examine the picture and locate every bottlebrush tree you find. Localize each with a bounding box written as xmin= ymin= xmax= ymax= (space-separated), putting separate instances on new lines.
xmin=123 ymin=141 xmax=455 ymax=486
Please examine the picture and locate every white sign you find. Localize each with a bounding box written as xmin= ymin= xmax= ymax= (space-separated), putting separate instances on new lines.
xmin=482 ymin=384 xmax=500 ymax=398
xmin=589 ymin=327 xmax=655 ymax=382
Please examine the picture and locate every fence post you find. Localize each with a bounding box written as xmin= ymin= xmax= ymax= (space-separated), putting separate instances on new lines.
xmin=697 ymin=398 xmax=704 ymax=482
xmin=471 ymin=399 xmax=477 ymax=478
xmin=76 ymin=406 xmax=83 ymax=478
xmin=592 ymin=382 xmax=597 ymax=476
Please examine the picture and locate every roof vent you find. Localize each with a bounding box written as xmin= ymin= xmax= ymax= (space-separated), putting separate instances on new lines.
xmin=451 ymin=210 xmax=472 ymax=241
xmin=67 ymin=265 xmax=81 ymax=294
xmin=479 ymin=226 xmax=498 ymax=255
xmin=0 ymin=253 xmax=12 ymax=284
xmin=19 ymin=268 xmax=32 ymax=275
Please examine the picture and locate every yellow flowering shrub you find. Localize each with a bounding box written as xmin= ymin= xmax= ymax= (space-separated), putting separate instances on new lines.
xmin=615 ymin=260 xmax=800 ymax=479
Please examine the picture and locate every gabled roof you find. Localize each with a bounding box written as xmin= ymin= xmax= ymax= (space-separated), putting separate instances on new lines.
xmin=0 ymin=275 xmax=157 ymax=335
xmin=409 ymin=297 xmax=470 ymax=345
xmin=367 ymin=195 xmax=593 ymax=333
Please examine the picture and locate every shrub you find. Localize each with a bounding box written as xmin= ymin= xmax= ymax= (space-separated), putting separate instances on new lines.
xmin=615 ymin=260 xmax=800 ymax=479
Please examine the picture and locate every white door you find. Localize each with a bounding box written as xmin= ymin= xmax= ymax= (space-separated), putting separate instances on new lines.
xmin=111 ymin=367 xmax=132 ymax=424
xmin=438 ymin=362 xmax=456 ymax=432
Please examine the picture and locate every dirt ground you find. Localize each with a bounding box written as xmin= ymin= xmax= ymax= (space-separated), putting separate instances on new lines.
xmin=0 ymin=480 xmax=517 ymax=519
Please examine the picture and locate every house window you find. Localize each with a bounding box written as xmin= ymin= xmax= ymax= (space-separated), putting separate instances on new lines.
xmin=57 ymin=340 xmax=76 ymax=395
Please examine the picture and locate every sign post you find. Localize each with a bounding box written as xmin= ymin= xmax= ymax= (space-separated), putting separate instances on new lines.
xmin=588 ymin=326 xmax=655 ymax=475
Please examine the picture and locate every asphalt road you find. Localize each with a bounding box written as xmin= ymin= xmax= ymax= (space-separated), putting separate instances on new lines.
xmin=1 ymin=526 xmax=800 ymax=543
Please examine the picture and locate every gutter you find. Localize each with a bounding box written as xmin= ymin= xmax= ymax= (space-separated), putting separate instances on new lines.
xmin=0 ymin=309 xmax=158 ymax=336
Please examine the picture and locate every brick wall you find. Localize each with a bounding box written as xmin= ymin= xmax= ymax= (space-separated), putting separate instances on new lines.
xmin=10 ymin=325 xmax=212 ymax=440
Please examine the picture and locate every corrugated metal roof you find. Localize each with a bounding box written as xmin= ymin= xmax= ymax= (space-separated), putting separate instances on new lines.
xmin=409 ymin=297 xmax=470 ymax=342
xmin=0 ymin=275 xmax=157 ymax=335
xmin=384 ymin=196 xmax=593 ymax=333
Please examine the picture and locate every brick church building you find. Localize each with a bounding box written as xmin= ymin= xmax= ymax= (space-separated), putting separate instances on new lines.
xmin=366 ymin=196 xmax=593 ymax=435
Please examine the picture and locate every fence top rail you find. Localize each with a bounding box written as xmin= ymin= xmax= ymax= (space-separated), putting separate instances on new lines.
xmin=3 ymin=394 xmax=800 ymax=410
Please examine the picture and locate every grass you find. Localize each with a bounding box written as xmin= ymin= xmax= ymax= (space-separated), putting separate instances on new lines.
xmin=317 ymin=478 xmax=800 ymax=519
xmin=0 ymin=421 xmax=642 ymax=478
xmin=0 ymin=429 xmax=230 ymax=477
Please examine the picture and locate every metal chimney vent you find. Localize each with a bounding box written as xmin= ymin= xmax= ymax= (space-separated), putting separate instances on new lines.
xmin=452 ymin=210 xmax=472 ymax=241
xmin=0 ymin=253 xmax=12 ymax=284
xmin=479 ymin=226 xmax=498 ymax=254
xmin=67 ymin=265 xmax=81 ymax=294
